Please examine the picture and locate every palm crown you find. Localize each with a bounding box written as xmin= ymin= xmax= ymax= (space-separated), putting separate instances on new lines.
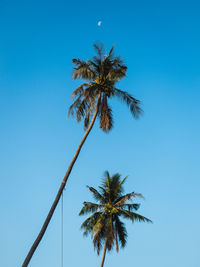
xmin=79 ymin=171 xmax=152 ymax=260
xmin=68 ymin=43 xmax=142 ymax=132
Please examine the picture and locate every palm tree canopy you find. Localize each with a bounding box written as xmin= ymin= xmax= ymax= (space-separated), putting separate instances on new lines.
xmin=68 ymin=43 xmax=142 ymax=132
xmin=79 ymin=171 xmax=152 ymax=255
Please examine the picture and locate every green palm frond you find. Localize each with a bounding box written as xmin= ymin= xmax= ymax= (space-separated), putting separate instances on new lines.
xmin=109 ymin=173 xmax=123 ymax=201
xmin=119 ymin=176 xmax=128 ymax=187
xmin=79 ymin=202 xmax=104 ymax=216
xmin=98 ymin=186 xmax=109 ymax=202
xmin=114 ymin=192 xmax=144 ymax=206
xmin=106 ymin=217 xmax=114 ymax=251
xmin=114 ymin=192 xmax=135 ymax=206
xmin=91 ymin=214 xmax=106 ymax=238
xmin=114 ymin=227 xmax=119 ymax=252
xmin=115 ymin=216 xmax=127 ymax=248
xmin=92 ymin=214 xmax=107 ymax=255
xmin=119 ymin=203 xmax=140 ymax=211
xmin=101 ymin=171 xmax=111 ymax=193
xmin=93 ymin=224 xmax=105 ymax=255
xmin=81 ymin=212 xmax=102 ymax=237
xmin=87 ymin=186 xmax=105 ymax=203
xmin=119 ymin=209 xmax=152 ymax=223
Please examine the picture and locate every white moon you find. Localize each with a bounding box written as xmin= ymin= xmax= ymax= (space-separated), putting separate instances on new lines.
xmin=97 ymin=21 xmax=102 ymax=26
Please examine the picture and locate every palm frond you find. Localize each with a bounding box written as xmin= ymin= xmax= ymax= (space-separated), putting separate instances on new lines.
xmin=83 ymin=83 xmax=100 ymax=98
xmin=87 ymin=59 xmax=100 ymax=76
xmin=108 ymin=44 xmax=115 ymax=58
xmin=80 ymin=212 xmax=102 ymax=237
xmin=72 ymin=59 xmax=95 ymax=80
xmin=119 ymin=203 xmax=140 ymax=211
xmin=114 ymin=192 xmax=135 ymax=206
xmin=119 ymin=176 xmax=128 ymax=187
xmin=115 ymin=216 xmax=127 ymax=248
xmin=112 ymin=56 xmax=124 ymax=67
xmin=107 ymin=67 xmax=127 ymax=81
xmin=114 ymin=191 xmax=144 ymax=206
xmin=75 ymin=97 xmax=90 ymax=122
xmin=82 ymin=94 xmax=97 ymax=130
xmin=119 ymin=209 xmax=152 ymax=223
xmin=106 ymin=216 xmax=114 ymax=251
xmin=113 ymin=88 xmax=142 ymax=118
xmin=93 ymin=225 xmax=105 ymax=255
xmin=115 ymin=227 xmax=119 ymax=252
xmin=103 ymin=170 xmax=110 ymax=180
xmin=93 ymin=42 xmax=105 ymax=63
xmin=79 ymin=202 xmax=104 ymax=216
xmin=109 ymin=173 xmax=123 ymax=201
xmin=99 ymin=95 xmax=113 ymax=132
xmin=92 ymin=215 xmax=108 ymax=255
xmin=67 ymin=95 xmax=82 ymax=118
xmin=102 ymin=171 xmax=111 ymax=192
xmin=87 ymin=186 xmax=105 ymax=203
xmin=91 ymin=215 xmax=105 ymax=237
xmin=83 ymin=111 xmax=90 ymax=130
xmin=71 ymin=83 xmax=89 ymax=97
xmin=98 ymin=186 xmax=109 ymax=202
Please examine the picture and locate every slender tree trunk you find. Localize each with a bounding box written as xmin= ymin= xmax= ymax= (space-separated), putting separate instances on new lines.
xmin=22 ymin=99 xmax=100 ymax=267
xmin=100 ymin=238 xmax=108 ymax=267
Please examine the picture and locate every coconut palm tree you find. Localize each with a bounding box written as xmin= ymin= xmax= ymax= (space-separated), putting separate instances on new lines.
xmin=22 ymin=43 xmax=142 ymax=266
xmin=79 ymin=171 xmax=152 ymax=267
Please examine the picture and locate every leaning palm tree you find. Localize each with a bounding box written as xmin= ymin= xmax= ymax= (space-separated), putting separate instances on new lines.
xmin=79 ymin=171 xmax=152 ymax=267
xmin=22 ymin=43 xmax=142 ymax=266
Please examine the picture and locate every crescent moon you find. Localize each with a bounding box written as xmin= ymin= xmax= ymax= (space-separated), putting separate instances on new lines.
xmin=97 ymin=21 xmax=102 ymax=26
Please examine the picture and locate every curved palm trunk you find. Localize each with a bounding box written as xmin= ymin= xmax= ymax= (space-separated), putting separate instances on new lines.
xmin=100 ymin=238 xmax=108 ymax=267
xmin=22 ymin=100 xmax=100 ymax=267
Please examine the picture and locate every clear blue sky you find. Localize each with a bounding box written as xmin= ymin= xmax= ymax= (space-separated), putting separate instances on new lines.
xmin=0 ymin=0 xmax=200 ymax=266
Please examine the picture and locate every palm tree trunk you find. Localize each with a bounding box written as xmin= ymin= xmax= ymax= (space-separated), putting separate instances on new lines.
xmin=100 ymin=238 xmax=108 ymax=267
xmin=22 ymin=99 xmax=100 ymax=267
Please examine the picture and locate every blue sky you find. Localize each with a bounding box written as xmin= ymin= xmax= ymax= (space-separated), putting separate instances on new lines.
xmin=0 ymin=0 xmax=200 ymax=266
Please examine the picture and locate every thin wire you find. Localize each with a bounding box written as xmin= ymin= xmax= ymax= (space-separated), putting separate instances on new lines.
xmin=61 ymin=192 xmax=63 ymax=267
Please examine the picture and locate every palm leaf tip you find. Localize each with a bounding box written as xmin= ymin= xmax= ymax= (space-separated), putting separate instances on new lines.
xmin=108 ymin=44 xmax=115 ymax=57
xmin=130 ymin=101 xmax=143 ymax=119
xmin=134 ymin=193 xmax=145 ymax=200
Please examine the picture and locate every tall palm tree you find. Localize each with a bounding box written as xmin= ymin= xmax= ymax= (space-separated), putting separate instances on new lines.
xmin=79 ymin=171 xmax=152 ymax=267
xmin=22 ymin=43 xmax=142 ymax=266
